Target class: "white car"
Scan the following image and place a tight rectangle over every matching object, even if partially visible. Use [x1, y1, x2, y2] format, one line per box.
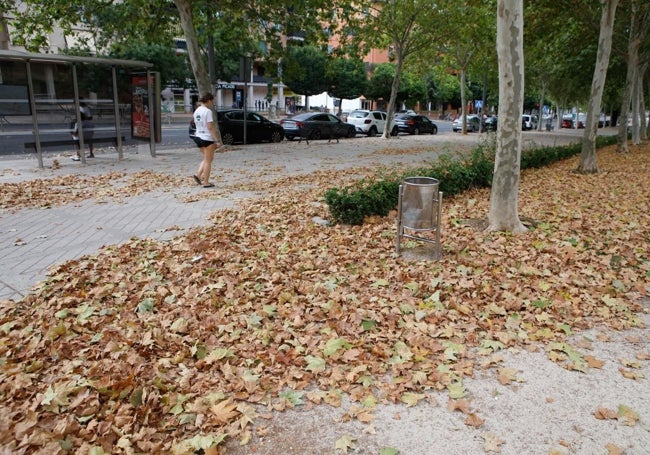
[522, 114, 537, 130]
[346, 110, 398, 137]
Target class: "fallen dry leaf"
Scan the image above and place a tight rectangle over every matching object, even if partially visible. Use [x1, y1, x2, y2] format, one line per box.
[1, 144, 649, 452]
[464, 412, 484, 428]
[584, 355, 605, 368]
[483, 432, 505, 453]
[594, 407, 618, 420]
[618, 404, 640, 426]
[447, 398, 472, 414]
[605, 442, 624, 455]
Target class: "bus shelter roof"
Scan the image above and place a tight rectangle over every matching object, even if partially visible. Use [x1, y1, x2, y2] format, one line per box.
[0, 50, 153, 68]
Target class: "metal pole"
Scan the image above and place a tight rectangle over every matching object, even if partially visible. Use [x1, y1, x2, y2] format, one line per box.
[208, 36, 215, 87]
[25, 61, 43, 169]
[244, 79, 248, 144]
[146, 69, 156, 157]
[71, 64, 86, 164]
[395, 184, 404, 254]
[111, 66, 123, 160]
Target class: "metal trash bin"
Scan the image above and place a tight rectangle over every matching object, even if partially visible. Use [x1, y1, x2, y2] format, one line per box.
[396, 177, 443, 259]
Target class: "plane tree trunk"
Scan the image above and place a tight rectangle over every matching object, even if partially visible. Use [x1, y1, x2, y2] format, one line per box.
[487, 0, 526, 233]
[576, 0, 619, 173]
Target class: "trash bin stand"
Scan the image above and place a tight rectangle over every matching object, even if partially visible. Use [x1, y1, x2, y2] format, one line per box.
[396, 177, 443, 260]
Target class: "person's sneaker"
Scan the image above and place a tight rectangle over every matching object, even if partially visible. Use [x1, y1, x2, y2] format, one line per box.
[71, 155, 80, 161]
[86, 154, 95, 158]
[202, 183, 215, 188]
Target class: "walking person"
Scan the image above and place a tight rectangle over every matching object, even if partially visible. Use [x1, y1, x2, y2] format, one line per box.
[191, 92, 222, 188]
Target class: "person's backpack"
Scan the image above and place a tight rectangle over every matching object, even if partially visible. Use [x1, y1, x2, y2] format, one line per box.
[189, 118, 196, 138]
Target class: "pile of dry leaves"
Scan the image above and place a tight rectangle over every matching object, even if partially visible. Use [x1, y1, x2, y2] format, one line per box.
[0, 143, 648, 454]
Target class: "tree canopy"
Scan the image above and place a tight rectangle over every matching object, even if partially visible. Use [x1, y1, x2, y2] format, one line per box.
[2, 0, 648, 142]
[325, 56, 367, 113]
[281, 45, 329, 99]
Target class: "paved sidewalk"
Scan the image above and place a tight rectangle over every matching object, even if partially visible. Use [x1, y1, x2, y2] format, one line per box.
[0, 133, 464, 301]
[0, 148, 243, 301]
[0, 128, 590, 301]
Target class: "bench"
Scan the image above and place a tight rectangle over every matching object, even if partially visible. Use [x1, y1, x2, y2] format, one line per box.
[24, 136, 126, 151]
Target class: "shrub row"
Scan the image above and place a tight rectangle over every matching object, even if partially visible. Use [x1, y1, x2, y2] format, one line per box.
[324, 135, 618, 225]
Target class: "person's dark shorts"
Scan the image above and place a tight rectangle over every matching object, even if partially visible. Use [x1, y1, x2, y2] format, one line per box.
[193, 137, 214, 148]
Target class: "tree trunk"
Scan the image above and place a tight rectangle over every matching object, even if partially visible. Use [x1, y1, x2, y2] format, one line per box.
[576, 0, 619, 174]
[173, 0, 211, 97]
[460, 68, 467, 134]
[383, 47, 404, 139]
[641, 64, 648, 141]
[480, 71, 488, 133]
[0, 11, 10, 51]
[537, 80, 546, 132]
[631, 65, 640, 144]
[617, 82, 631, 153]
[487, 0, 526, 233]
[617, 1, 645, 153]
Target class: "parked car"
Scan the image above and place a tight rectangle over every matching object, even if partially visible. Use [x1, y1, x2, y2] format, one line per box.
[561, 114, 585, 129]
[598, 113, 611, 128]
[394, 114, 438, 135]
[482, 115, 498, 131]
[216, 110, 284, 145]
[337, 111, 351, 122]
[452, 114, 481, 132]
[522, 114, 537, 130]
[346, 110, 398, 137]
[561, 115, 573, 128]
[280, 112, 356, 141]
[396, 109, 417, 116]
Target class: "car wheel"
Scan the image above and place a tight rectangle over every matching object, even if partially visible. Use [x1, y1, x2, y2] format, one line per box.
[431, 125, 438, 135]
[270, 131, 283, 143]
[391, 125, 399, 136]
[310, 129, 322, 140]
[222, 132, 234, 145]
[347, 128, 356, 138]
[413, 127, 420, 135]
[367, 126, 377, 137]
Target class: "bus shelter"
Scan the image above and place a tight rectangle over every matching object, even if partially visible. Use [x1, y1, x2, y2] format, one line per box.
[0, 50, 155, 168]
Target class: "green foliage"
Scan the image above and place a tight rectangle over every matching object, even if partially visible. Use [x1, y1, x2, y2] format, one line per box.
[364, 63, 426, 108]
[109, 43, 189, 88]
[423, 68, 462, 110]
[325, 136, 617, 225]
[364, 63, 395, 102]
[326, 57, 367, 104]
[325, 178, 400, 226]
[282, 45, 329, 96]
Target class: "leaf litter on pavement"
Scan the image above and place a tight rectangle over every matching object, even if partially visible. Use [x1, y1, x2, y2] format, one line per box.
[0, 143, 649, 453]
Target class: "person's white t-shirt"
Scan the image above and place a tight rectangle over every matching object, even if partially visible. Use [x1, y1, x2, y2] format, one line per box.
[193, 105, 214, 141]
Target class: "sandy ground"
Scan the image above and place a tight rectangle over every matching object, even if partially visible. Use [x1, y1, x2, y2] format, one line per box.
[219, 129, 650, 455]
[221, 304, 649, 455]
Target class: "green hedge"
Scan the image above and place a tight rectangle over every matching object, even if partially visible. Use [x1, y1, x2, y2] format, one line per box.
[324, 135, 618, 225]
